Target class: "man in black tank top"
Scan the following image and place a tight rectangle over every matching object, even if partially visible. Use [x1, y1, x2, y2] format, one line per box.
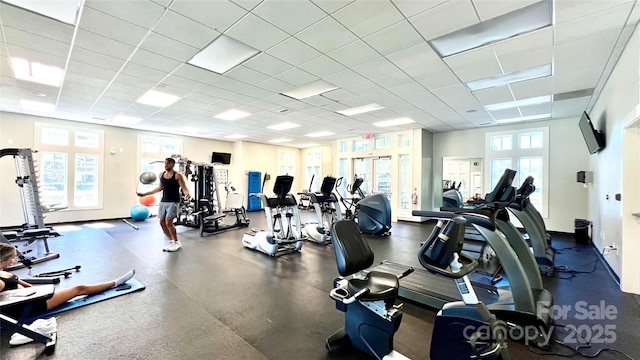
[137, 158, 190, 252]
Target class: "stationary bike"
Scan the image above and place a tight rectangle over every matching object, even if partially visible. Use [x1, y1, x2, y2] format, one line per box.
[326, 218, 510, 360]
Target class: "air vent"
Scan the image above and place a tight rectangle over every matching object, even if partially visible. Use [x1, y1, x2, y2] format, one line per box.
[276, 108, 290, 114]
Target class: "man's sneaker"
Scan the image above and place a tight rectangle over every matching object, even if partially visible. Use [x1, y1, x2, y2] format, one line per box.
[163, 241, 176, 252]
[10, 318, 57, 346]
[167, 241, 182, 252]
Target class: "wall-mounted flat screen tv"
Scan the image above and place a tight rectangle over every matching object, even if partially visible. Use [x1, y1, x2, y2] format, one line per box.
[578, 111, 605, 154]
[211, 152, 231, 164]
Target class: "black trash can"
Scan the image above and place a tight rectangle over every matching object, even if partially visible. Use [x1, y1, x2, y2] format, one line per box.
[574, 219, 591, 244]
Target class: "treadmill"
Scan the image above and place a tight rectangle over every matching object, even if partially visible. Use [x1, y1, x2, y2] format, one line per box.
[368, 169, 553, 348]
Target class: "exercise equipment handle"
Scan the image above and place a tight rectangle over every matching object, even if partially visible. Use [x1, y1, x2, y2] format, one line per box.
[398, 268, 414, 279]
[343, 288, 370, 304]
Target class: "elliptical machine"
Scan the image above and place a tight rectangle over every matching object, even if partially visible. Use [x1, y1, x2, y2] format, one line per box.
[297, 176, 342, 244]
[242, 175, 305, 256]
[335, 176, 392, 236]
[326, 218, 510, 359]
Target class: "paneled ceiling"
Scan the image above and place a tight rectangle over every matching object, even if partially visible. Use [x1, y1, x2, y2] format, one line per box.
[1, 0, 638, 147]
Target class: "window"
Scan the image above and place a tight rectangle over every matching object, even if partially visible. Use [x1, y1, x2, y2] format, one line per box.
[352, 139, 370, 152]
[137, 136, 183, 195]
[337, 158, 347, 197]
[304, 150, 322, 191]
[519, 132, 543, 149]
[374, 136, 392, 149]
[277, 150, 296, 178]
[398, 154, 410, 212]
[338, 141, 348, 152]
[399, 134, 411, 147]
[35, 123, 103, 209]
[486, 127, 549, 216]
[490, 135, 512, 151]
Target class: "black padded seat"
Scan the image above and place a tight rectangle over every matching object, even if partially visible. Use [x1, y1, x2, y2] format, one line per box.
[347, 271, 399, 301]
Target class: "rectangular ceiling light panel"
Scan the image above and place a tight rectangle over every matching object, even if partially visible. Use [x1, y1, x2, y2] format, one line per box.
[136, 90, 180, 108]
[373, 117, 415, 127]
[3, 0, 81, 25]
[429, 0, 552, 57]
[267, 122, 299, 130]
[305, 131, 334, 137]
[467, 64, 552, 91]
[188, 34, 260, 74]
[269, 138, 293, 143]
[337, 103, 385, 116]
[20, 99, 55, 113]
[485, 95, 551, 111]
[496, 113, 551, 124]
[215, 109, 251, 121]
[11, 58, 64, 87]
[281, 80, 338, 100]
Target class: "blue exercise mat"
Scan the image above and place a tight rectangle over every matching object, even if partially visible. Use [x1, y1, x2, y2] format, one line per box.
[27, 278, 145, 322]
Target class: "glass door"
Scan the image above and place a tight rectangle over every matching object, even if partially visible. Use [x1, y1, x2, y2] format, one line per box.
[353, 158, 372, 195]
[373, 157, 392, 199]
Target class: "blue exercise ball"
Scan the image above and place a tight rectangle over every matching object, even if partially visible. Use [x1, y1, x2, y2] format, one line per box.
[130, 205, 150, 221]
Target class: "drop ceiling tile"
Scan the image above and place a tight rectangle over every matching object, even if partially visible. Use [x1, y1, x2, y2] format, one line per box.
[210, 76, 251, 92]
[432, 84, 482, 111]
[225, 92, 260, 106]
[554, 51, 609, 75]
[391, 0, 447, 18]
[243, 53, 291, 76]
[311, 0, 353, 14]
[253, 0, 327, 35]
[387, 43, 442, 73]
[64, 72, 110, 89]
[471, 0, 539, 21]
[497, 47, 552, 73]
[231, 0, 263, 11]
[372, 71, 414, 89]
[296, 16, 358, 53]
[299, 55, 347, 78]
[472, 86, 514, 104]
[73, 29, 135, 61]
[225, 66, 272, 84]
[5, 45, 66, 70]
[519, 102, 552, 117]
[267, 37, 322, 65]
[492, 27, 553, 57]
[553, 30, 618, 60]
[113, 73, 158, 90]
[321, 88, 356, 101]
[130, 48, 182, 73]
[172, 64, 220, 84]
[553, 68, 602, 94]
[2, 27, 70, 58]
[363, 20, 425, 56]
[489, 108, 521, 120]
[94, 96, 133, 109]
[302, 95, 335, 107]
[85, 0, 166, 29]
[353, 57, 398, 79]
[242, 86, 276, 100]
[140, 32, 199, 62]
[347, 80, 385, 96]
[0, 3, 74, 42]
[197, 85, 234, 99]
[171, 0, 247, 32]
[276, 68, 318, 86]
[78, 7, 148, 47]
[418, 70, 461, 91]
[409, 0, 479, 40]
[257, 77, 295, 93]
[333, 0, 404, 37]
[160, 75, 206, 92]
[121, 62, 167, 82]
[103, 87, 143, 100]
[327, 40, 380, 68]
[225, 14, 289, 51]
[552, 97, 590, 118]
[265, 93, 298, 106]
[321, 69, 367, 88]
[555, 0, 633, 24]
[509, 76, 553, 100]
[70, 47, 126, 71]
[154, 10, 221, 48]
[555, 3, 633, 44]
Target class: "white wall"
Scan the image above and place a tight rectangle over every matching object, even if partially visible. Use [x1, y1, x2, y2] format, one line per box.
[432, 117, 590, 233]
[588, 27, 640, 293]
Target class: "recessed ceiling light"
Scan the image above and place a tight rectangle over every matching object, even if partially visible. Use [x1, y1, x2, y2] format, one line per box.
[224, 134, 248, 139]
[467, 64, 552, 91]
[373, 117, 415, 127]
[20, 99, 55, 113]
[136, 90, 180, 108]
[269, 138, 293, 143]
[485, 95, 552, 111]
[31, 92, 47, 97]
[305, 131, 334, 138]
[336, 103, 385, 116]
[267, 122, 299, 130]
[113, 115, 142, 125]
[429, 0, 552, 57]
[3, 0, 81, 25]
[281, 80, 338, 100]
[496, 113, 551, 124]
[10, 57, 64, 87]
[215, 109, 251, 121]
[187, 34, 260, 74]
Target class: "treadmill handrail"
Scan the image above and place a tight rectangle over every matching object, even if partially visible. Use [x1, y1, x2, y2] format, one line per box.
[412, 210, 496, 231]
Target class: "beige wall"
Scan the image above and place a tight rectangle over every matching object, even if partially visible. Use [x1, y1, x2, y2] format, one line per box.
[432, 117, 590, 233]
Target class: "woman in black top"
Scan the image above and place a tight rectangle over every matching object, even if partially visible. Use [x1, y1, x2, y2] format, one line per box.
[0, 243, 135, 319]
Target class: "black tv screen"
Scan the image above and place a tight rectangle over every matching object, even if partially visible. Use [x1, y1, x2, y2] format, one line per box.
[578, 111, 605, 154]
[211, 152, 231, 164]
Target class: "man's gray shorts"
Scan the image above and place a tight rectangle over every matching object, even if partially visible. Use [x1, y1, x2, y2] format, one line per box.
[158, 202, 178, 218]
